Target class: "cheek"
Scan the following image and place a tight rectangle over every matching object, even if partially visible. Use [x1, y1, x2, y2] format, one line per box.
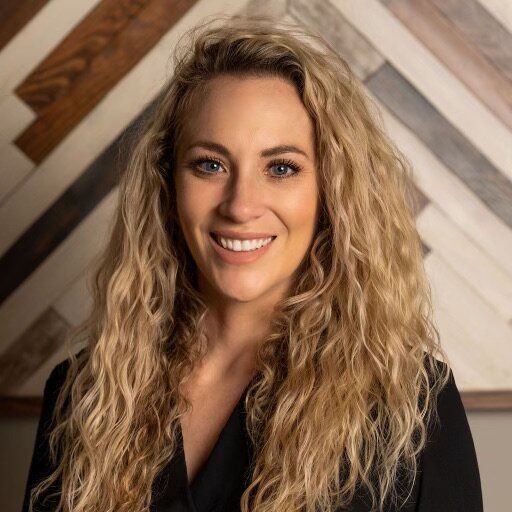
[280, 186, 319, 236]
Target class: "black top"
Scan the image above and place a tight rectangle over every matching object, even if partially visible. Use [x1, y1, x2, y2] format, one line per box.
[21, 356, 483, 512]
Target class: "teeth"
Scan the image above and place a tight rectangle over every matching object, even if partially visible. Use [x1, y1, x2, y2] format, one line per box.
[216, 235, 273, 252]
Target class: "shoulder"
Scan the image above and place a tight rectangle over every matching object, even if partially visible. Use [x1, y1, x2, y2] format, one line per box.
[417, 356, 484, 511]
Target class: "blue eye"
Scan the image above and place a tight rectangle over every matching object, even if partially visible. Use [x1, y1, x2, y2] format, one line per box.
[189, 156, 301, 180]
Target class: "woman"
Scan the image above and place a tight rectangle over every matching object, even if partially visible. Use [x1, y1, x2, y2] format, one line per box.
[22, 15, 483, 512]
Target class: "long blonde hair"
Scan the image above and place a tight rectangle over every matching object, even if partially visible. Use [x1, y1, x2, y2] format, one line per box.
[28, 14, 451, 512]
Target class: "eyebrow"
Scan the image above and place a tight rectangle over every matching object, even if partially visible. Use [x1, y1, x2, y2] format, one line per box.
[184, 140, 310, 160]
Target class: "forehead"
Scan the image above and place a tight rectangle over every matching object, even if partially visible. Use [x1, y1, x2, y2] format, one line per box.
[178, 75, 315, 155]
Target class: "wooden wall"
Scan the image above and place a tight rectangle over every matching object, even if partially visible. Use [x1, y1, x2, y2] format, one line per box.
[0, 0, 511, 413]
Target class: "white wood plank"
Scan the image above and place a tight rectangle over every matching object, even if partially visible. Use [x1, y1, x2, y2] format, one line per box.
[425, 251, 512, 390]
[417, 203, 512, 321]
[0, 144, 33, 205]
[0, 0, 253, 258]
[332, 0, 512, 180]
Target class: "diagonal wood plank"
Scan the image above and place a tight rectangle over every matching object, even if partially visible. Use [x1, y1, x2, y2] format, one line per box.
[14, 0, 199, 164]
[425, 251, 512, 390]
[386, 0, 512, 131]
[417, 203, 512, 321]
[431, 0, 512, 84]
[366, 63, 512, 229]
[331, 0, 512, 180]
[0, 307, 70, 393]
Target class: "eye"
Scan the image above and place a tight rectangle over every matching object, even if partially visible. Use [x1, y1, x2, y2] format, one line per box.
[268, 160, 301, 179]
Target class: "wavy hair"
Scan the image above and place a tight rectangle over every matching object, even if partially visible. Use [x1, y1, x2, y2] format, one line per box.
[27, 14, 451, 512]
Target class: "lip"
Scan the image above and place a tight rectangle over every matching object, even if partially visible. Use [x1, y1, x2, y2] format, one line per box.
[208, 232, 276, 265]
[210, 230, 276, 240]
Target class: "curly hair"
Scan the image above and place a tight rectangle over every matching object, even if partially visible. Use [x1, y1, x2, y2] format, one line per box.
[27, 13, 451, 512]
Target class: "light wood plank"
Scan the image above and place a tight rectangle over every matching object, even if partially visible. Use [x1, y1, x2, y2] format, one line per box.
[331, 0, 512, 180]
[425, 251, 512, 390]
[417, 203, 512, 321]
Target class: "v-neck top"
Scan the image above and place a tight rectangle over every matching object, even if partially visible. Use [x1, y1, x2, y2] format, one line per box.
[21, 355, 483, 512]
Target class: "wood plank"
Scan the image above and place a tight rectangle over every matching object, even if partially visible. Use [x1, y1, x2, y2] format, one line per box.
[431, 0, 512, 84]
[289, 0, 384, 81]
[417, 204, 512, 321]
[0, 0, 50, 52]
[366, 63, 512, 229]
[14, 0, 199, 164]
[371, 92, 512, 278]
[0, 308, 70, 394]
[386, 0, 512, 131]
[425, 252, 512, 390]
[331, 0, 512, 180]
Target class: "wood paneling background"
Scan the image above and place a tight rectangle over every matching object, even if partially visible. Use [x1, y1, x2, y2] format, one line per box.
[0, 0, 511, 413]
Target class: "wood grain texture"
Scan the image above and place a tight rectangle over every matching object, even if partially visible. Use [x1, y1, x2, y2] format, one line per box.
[14, 0, 198, 164]
[0, 0, 50, 52]
[367, 63, 512, 229]
[0, 308, 70, 394]
[430, 0, 512, 84]
[386, 0, 512, 131]
[289, 0, 384, 81]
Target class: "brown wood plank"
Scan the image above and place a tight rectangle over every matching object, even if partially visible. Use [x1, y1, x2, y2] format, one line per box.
[14, 0, 198, 164]
[429, 0, 512, 84]
[2, 390, 510, 417]
[0, 308, 70, 394]
[0, 0, 50, 52]
[386, 0, 512, 131]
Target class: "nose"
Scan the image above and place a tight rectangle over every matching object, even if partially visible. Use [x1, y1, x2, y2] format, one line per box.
[217, 165, 267, 222]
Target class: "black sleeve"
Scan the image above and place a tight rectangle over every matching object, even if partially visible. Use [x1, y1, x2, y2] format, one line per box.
[21, 359, 71, 512]
[416, 369, 484, 511]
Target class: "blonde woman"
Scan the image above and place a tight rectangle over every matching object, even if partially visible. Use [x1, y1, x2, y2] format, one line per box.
[22, 15, 483, 512]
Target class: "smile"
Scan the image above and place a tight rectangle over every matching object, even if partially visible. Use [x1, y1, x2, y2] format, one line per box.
[208, 232, 277, 265]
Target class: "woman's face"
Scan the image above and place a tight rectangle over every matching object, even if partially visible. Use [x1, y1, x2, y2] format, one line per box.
[174, 75, 320, 303]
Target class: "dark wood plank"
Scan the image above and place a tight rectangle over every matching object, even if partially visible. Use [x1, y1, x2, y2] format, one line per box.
[386, 0, 512, 131]
[2, 390, 510, 417]
[0, 98, 158, 307]
[430, 0, 512, 84]
[0, 0, 50, 52]
[0, 308, 70, 394]
[14, 0, 198, 164]
[366, 63, 512, 229]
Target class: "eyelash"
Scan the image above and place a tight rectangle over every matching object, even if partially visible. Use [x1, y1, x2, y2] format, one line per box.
[188, 154, 302, 180]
